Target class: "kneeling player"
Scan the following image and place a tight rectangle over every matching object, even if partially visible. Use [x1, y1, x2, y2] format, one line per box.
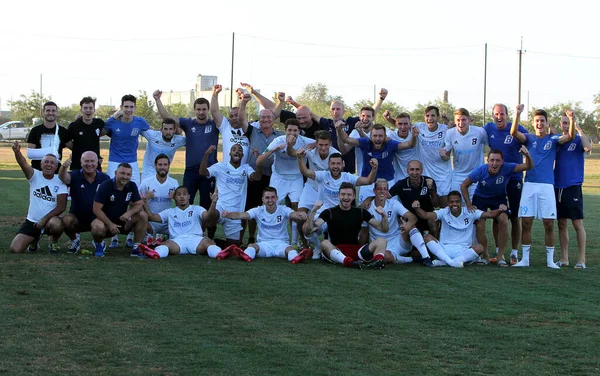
[305, 183, 388, 269]
[140, 186, 222, 259]
[219, 187, 309, 263]
[412, 191, 507, 267]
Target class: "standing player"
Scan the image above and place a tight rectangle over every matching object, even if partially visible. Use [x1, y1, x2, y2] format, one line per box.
[140, 118, 185, 181]
[10, 142, 67, 253]
[461, 148, 533, 264]
[484, 103, 529, 265]
[554, 113, 591, 269]
[58, 151, 111, 253]
[219, 187, 310, 263]
[67, 97, 105, 171]
[335, 106, 376, 174]
[27, 101, 70, 170]
[383, 111, 419, 182]
[510, 106, 574, 268]
[305, 183, 389, 269]
[412, 191, 508, 267]
[139, 154, 179, 246]
[140, 186, 222, 259]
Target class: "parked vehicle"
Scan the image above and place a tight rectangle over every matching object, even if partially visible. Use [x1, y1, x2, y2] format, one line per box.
[0, 121, 31, 140]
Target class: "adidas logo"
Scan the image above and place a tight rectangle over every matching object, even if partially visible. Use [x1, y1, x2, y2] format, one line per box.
[490, 135, 495, 138]
[174, 215, 178, 218]
[33, 186, 55, 202]
[454, 140, 458, 144]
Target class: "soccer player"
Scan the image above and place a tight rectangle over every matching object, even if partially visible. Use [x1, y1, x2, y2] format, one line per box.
[305, 183, 389, 269]
[554, 113, 591, 269]
[139, 154, 179, 246]
[140, 118, 185, 182]
[414, 106, 452, 207]
[510, 106, 574, 268]
[335, 106, 377, 174]
[383, 110, 419, 182]
[484, 103, 529, 265]
[27, 101, 70, 171]
[200, 144, 263, 245]
[412, 191, 507, 267]
[461, 148, 533, 265]
[10, 142, 67, 253]
[442, 108, 488, 199]
[389, 160, 440, 238]
[363, 179, 433, 267]
[336, 122, 417, 203]
[218, 187, 310, 263]
[58, 151, 111, 253]
[66, 97, 105, 171]
[140, 186, 222, 259]
[297, 152, 378, 258]
[91, 163, 149, 258]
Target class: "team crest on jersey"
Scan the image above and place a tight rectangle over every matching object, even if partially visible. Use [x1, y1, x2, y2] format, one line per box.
[188, 210, 193, 217]
[481, 180, 486, 186]
[568, 143, 576, 151]
[110, 195, 115, 201]
[79, 132, 83, 135]
[438, 132, 443, 138]
[504, 135, 513, 144]
[464, 218, 470, 225]
[495, 176, 504, 184]
[171, 143, 175, 147]
[130, 128, 139, 136]
[276, 215, 282, 222]
[205, 126, 212, 133]
[517, 182, 522, 189]
[387, 211, 392, 218]
[544, 141, 552, 150]
[191, 127, 196, 132]
[381, 151, 388, 159]
[168, 188, 174, 197]
[242, 170, 247, 177]
[472, 138, 478, 145]
[344, 124, 349, 132]
[96, 129, 100, 136]
[126, 192, 132, 201]
[54, 186, 59, 192]
[421, 187, 428, 195]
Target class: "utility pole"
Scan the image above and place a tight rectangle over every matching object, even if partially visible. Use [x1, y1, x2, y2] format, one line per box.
[40, 73, 43, 112]
[517, 37, 526, 117]
[483, 43, 487, 125]
[230, 32, 235, 108]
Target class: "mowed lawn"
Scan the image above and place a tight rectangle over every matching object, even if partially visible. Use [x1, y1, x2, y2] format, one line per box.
[1, 144, 599, 375]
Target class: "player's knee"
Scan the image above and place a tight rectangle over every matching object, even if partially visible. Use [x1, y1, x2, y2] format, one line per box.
[424, 234, 436, 243]
[542, 219, 554, 232]
[497, 213, 508, 226]
[62, 214, 77, 230]
[9, 241, 24, 254]
[471, 244, 484, 254]
[557, 219, 568, 230]
[91, 220, 105, 235]
[46, 217, 63, 234]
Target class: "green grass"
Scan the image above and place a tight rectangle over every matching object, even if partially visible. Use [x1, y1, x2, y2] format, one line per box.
[1, 153, 600, 375]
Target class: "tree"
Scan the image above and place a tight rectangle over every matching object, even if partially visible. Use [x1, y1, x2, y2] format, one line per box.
[95, 105, 117, 121]
[165, 103, 192, 119]
[351, 99, 409, 125]
[7, 91, 50, 125]
[57, 104, 80, 126]
[295, 82, 344, 118]
[135, 91, 161, 129]
[536, 102, 597, 138]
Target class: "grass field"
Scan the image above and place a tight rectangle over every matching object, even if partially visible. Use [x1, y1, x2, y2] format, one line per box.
[1, 143, 599, 375]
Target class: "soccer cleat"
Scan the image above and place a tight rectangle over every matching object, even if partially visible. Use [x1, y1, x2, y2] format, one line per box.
[49, 242, 60, 254]
[510, 254, 518, 265]
[366, 259, 386, 270]
[146, 235, 154, 247]
[497, 259, 508, 267]
[94, 241, 106, 258]
[547, 262, 560, 269]
[216, 244, 237, 260]
[28, 242, 39, 253]
[130, 248, 146, 259]
[138, 244, 160, 259]
[512, 260, 529, 267]
[291, 248, 312, 264]
[67, 238, 81, 254]
[232, 246, 252, 263]
[349, 260, 364, 270]
[432, 259, 447, 267]
[109, 237, 119, 248]
[421, 257, 434, 268]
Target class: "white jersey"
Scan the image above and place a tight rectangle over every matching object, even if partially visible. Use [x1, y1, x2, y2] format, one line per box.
[314, 171, 359, 210]
[349, 129, 370, 175]
[220, 117, 251, 165]
[444, 126, 488, 178]
[368, 199, 409, 242]
[140, 130, 186, 180]
[434, 207, 483, 248]
[387, 129, 418, 181]
[247, 205, 294, 243]
[305, 146, 339, 190]
[415, 122, 451, 181]
[207, 162, 254, 212]
[139, 175, 179, 215]
[265, 135, 314, 179]
[26, 169, 68, 223]
[159, 205, 206, 238]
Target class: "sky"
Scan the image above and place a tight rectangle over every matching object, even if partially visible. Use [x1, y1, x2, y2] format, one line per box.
[2, 0, 599, 119]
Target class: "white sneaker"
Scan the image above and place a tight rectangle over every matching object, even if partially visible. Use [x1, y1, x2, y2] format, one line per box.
[513, 260, 530, 267]
[432, 259, 447, 267]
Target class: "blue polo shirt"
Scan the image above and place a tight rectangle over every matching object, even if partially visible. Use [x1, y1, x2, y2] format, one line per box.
[555, 135, 585, 188]
[484, 122, 528, 181]
[469, 162, 518, 199]
[94, 178, 141, 221]
[357, 138, 400, 181]
[104, 116, 150, 162]
[178, 118, 219, 169]
[523, 134, 560, 185]
[69, 170, 111, 217]
[319, 117, 359, 173]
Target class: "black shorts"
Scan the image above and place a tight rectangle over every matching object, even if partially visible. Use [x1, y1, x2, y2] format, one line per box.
[555, 185, 584, 220]
[506, 179, 523, 218]
[472, 195, 510, 216]
[71, 212, 92, 232]
[17, 220, 43, 240]
[245, 175, 271, 211]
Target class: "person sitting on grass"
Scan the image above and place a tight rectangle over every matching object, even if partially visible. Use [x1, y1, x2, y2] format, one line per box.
[10, 141, 67, 254]
[91, 163, 148, 258]
[139, 186, 222, 259]
[218, 187, 309, 263]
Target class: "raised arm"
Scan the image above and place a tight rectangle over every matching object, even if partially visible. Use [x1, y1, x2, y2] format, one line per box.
[256, 143, 285, 168]
[58, 154, 73, 185]
[382, 110, 398, 127]
[199, 145, 216, 176]
[306, 201, 325, 234]
[558, 109, 576, 145]
[240, 82, 275, 111]
[12, 141, 34, 180]
[202, 188, 221, 226]
[153, 90, 176, 121]
[575, 121, 592, 152]
[295, 149, 316, 180]
[372, 88, 388, 114]
[510, 104, 527, 144]
[357, 158, 378, 186]
[210, 85, 225, 127]
[273, 92, 286, 119]
[368, 206, 389, 233]
[237, 90, 251, 133]
[336, 120, 360, 147]
[514, 146, 534, 173]
[398, 126, 419, 150]
[411, 200, 437, 221]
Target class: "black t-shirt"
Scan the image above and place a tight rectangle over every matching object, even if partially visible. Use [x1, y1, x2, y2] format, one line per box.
[279, 110, 328, 139]
[67, 118, 105, 170]
[94, 179, 141, 222]
[319, 206, 373, 245]
[389, 176, 437, 213]
[27, 124, 70, 170]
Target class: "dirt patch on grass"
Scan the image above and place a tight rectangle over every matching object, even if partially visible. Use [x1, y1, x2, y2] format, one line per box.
[0, 216, 22, 226]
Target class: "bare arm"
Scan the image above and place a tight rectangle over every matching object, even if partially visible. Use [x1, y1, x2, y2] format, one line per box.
[368, 206, 389, 233]
[286, 96, 301, 109]
[221, 210, 251, 221]
[336, 120, 360, 147]
[256, 144, 285, 167]
[558, 110, 576, 145]
[240, 82, 275, 111]
[93, 201, 116, 229]
[398, 126, 419, 150]
[36, 193, 67, 229]
[514, 146, 534, 173]
[210, 85, 224, 127]
[412, 200, 437, 221]
[460, 177, 475, 210]
[372, 88, 388, 114]
[290, 210, 308, 224]
[202, 188, 221, 226]
[238, 90, 251, 133]
[142, 200, 163, 223]
[58, 154, 73, 185]
[296, 151, 316, 180]
[12, 142, 34, 180]
[382, 110, 398, 127]
[575, 123, 592, 152]
[199, 145, 216, 176]
[306, 201, 324, 234]
[510, 104, 527, 144]
[273, 92, 285, 119]
[480, 205, 508, 219]
[153, 90, 175, 121]
[121, 200, 143, 221]
[357, 158, 378, 186]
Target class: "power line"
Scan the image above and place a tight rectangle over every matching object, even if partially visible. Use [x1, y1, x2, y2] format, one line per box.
[30, 33, 229, 42]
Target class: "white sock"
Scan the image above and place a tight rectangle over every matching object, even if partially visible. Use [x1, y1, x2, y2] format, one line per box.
[455, 248, 479, 264]
[546, 246, 557, 266]
[495, 247, 499, 255]
[111, 235, 118, 242]
[426, 241, 455, 266]
[206, 245, 221, 258]
[329, 249, 346, 264]
[245, 247, 257, 260]
[287, 250, 298, 261]
[75, 233, 81, 241]
[409, 228, 429, 259]
[291, 222, 299, 245]
[127, 232, 134, 241]
[521, 245, 531, 263]
[155, 245, 169, 258]
[395, 256, 413, 264]
[306, 232, 321, 251]
[511, 249, 518, 256]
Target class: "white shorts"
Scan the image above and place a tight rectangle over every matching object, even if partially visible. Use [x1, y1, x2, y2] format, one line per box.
[440, 243, 471, 259]
[436, 178, 452, 197]
[256, 240, 291, 258]
[450, 177, 476, 203]
[172, 235, 204, 255]
[149, 221, 169, 235]
[107, 161, 141, 186]
[386, 236, 412, 260]
[298, 184, 318, 210]
[519, 182, 556, 219]
[218, 216, 242, 240]
[270, 174, 304, 203]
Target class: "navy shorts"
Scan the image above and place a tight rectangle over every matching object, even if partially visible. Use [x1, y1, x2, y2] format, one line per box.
[506, 179, 523, 218]
[472, 195, 510, 216]
[17, 220, 43, 240]
[555, 185, 584, 220]
[70, 212, 92, 232]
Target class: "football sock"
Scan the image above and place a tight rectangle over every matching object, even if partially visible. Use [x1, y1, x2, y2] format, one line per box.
[455, 248, 479, 264]
[244, 247, 257, 260]
[291, 222, 299, 245]
[514, 245, 530, 267]
[287, 250, 299, 261]
[426, 241, 455, 266]
[329, 249, 347, 265]
[409, 228, 429, 259]
[206, 245, 221, 258]
[372, 253, 385, 262]
[395, 256, 413, 264]
[155, 245, 169, 258]
[546, 246, 560, 269]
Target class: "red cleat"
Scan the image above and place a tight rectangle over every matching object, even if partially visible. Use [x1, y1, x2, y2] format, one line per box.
[216, 244, 236, 260]
[139, 244, 160, 259]
[232, 245, 252, 263]
[291, 248, 312, 264]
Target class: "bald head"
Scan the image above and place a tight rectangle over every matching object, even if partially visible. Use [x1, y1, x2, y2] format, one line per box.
[81, 151, 99, 173]
[296, 106, 312, 128]
[81, 151, 98, 163]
